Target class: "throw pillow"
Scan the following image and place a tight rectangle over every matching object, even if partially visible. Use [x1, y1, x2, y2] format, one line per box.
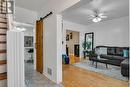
[116, 48, 123, 56]
[107, 47, 116, 55]
[99, 47, 107, 54]
[123, 49, 129, 58]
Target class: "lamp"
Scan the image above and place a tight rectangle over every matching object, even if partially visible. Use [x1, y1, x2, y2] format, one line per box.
[92, 17, 102, 23]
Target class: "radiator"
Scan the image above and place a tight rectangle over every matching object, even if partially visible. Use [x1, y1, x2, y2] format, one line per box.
[7, 30, 24, 87]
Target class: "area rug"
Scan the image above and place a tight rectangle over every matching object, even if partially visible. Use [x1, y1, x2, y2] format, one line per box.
[73, 60, 128, 81]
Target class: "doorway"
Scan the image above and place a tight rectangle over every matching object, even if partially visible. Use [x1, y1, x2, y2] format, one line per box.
[66, 30, 80, 64]
[24, 28, 34, 74]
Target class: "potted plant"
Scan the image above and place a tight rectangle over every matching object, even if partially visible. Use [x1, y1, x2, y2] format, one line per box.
[82, 41, 87, 58]
[82, 41, 92, 58]
[82, 41, 92, 50]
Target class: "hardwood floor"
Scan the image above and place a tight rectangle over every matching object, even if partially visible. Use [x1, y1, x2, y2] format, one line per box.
[62, 64, 129, 87]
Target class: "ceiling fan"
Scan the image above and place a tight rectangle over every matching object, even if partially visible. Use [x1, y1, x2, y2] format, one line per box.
[79, 0, 119, 23]
[90, 10, 107, 22]
[78, 0, 124, 23]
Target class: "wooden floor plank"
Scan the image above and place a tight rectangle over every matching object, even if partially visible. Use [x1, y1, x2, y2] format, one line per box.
[63, 64, 129, 87]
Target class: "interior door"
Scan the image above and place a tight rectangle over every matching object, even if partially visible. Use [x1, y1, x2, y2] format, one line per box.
[36, 20, 43, 74]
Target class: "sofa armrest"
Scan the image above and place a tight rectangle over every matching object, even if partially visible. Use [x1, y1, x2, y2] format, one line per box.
[88, 50, 97, 60]
[121, 59, 129, 69]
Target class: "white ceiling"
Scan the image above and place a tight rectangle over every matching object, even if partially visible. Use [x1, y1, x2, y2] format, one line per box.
[62, 0, 129, 25]
[15, 0, 48, 11]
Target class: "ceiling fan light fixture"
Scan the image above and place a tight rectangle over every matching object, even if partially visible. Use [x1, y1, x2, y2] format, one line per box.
[92, 17, 101, 22]
[98, 13, 104, 16]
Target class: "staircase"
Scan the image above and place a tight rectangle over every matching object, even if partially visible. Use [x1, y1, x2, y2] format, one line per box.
[0, 13, 7, 87]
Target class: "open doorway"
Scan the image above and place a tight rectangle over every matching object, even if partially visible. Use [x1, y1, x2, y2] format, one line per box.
[61, 0, 129, 86]
[24, 26, 35, 78]
[66, 30, 80, 64]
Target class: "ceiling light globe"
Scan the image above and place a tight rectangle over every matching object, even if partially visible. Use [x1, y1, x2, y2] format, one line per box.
[92, 18, 98, 22]
[92, 17, 101, 22]
[97, 17, 101, 21]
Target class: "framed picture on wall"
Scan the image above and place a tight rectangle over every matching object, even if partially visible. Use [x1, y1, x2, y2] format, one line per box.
[70, 32, 73, 39]
[66, 34, 69, 41]
[24, 36, 33, 47]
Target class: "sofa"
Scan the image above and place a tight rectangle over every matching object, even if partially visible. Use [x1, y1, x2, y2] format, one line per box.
[90, 46, 129, 66]
[89, 46, 129, 77]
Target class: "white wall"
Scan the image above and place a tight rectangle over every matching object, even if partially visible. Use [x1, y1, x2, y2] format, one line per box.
[24, 28, 34, 36]
[38, 0, 80, 84]
[63, 20, 87, 58]
[14, 6, 37, 24]
[43, 14, 62, 83]
[129, 0, 130, 66]
[86, 16, 129, 47]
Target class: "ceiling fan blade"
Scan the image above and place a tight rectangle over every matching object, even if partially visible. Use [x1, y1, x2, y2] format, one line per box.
[87, 18, 93, 22]
[98, 13, 104, 16]
[100, 15, 107, 18]
[90, 15, 95, 18]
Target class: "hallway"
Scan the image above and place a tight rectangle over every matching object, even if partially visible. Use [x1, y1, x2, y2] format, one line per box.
[63, 65, 128, 87]
[25, 63, 63, 87]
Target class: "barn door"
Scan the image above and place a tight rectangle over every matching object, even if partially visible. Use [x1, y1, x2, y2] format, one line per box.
[36, 20, 43, 73]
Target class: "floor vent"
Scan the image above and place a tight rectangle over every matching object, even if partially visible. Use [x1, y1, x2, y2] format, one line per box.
[47, 67, 52, 76]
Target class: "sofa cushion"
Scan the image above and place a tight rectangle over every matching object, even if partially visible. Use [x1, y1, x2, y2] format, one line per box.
[112, 55, 125, 60]
[100, 54, 125, 60]
[115, 47, 123, 56]
[100, 54, 113, 59]
[107, 47, 116, 55]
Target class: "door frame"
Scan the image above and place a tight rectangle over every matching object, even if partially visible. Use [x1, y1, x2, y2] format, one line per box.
[65, 29, 80, 56]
